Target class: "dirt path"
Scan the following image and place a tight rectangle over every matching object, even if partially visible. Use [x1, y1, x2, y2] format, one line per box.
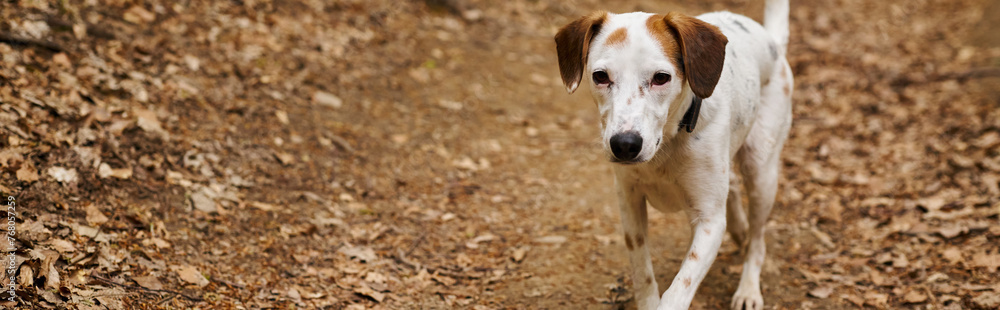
[0, 0, 998, 309]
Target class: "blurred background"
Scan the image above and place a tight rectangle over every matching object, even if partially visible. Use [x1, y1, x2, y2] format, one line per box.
[0, 0, 997, 308]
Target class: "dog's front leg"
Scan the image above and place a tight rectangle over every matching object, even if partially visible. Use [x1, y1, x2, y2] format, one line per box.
[615, 178, 660, 310]
[657, 182, 728, 310]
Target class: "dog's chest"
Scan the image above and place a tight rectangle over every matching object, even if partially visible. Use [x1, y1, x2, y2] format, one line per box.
[621, 165, 689, 213]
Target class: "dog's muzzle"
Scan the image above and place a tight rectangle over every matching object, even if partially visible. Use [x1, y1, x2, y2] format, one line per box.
[610, 131, 643, 162]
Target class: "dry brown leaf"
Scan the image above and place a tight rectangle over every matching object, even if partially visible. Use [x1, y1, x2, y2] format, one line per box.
[134, 108, 169, 139]
[970, 251, 1000, 272]
[431, 273, 457, 286]
[131, 275, 164, 290]
[338, 245, 377, 262]
[941, 247, 964, 264]
[47, 166, 78, 183]
[174, 265, 209, 287]
[37, 250, 60, 289]
[98, 163, 133, 179]
[353, 283, 385, 302]
[863, 292, 889, 308]
[841, 293, 864, 307]
[313, 91, 343, 108]
[936, 225, 967, 239]
[124, 6, 156, 24]
[971, 293, 1000, 309]
[47, 239, 76, 253]
[248, 201, 277, 211]
[15, 165, 39, 182]
[85, 204, 109, 225]
[902, 290, 927, 304]
[511, 246, 530, 263]
[275, 152, 296, 165]
[533, 235, 567, 244]
[808, 286, 834, 299]
[973, 131, 1000, 148]
[189, 188, 217, 213]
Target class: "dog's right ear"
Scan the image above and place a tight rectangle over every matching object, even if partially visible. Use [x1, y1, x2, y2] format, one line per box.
[554, 11, 607, 94]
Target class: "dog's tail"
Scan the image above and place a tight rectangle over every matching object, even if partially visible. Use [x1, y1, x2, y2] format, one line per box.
[763, 0, 789, 53]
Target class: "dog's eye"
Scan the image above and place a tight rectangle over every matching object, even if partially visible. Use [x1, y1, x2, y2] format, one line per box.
[651, 73, 671, 86]
[592, 71, 611, 85]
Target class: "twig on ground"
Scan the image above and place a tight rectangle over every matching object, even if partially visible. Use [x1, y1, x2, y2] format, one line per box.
[0, 33, 64, 52]
[91, 273, 205, 302]
[405, 233, 427, 256]
[393, 249, 482, 280]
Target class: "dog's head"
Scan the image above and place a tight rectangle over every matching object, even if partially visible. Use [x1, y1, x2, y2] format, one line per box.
[555, 12, 727, 164]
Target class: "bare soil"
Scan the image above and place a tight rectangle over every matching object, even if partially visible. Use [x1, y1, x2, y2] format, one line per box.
[0, 0, 998, 309]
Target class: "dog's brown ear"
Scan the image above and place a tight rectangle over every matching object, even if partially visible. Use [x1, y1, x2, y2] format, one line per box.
[664, 12, 728, 98]
[554, 11, 607, 93]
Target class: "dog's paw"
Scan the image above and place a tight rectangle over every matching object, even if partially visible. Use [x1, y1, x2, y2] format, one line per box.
[730, 287, 764, 310]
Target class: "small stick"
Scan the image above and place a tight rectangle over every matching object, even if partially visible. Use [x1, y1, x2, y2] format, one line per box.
[392, 249, 482, 280]
[0, 33, 64, 52]
[91, 273, 204, 302]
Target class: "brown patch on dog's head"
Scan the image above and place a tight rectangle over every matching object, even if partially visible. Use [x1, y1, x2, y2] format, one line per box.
[604, 27, 628, 47]
[554, 11, 608, 93]
[645, 15, 683, 78]
[646, 13, 728, 99]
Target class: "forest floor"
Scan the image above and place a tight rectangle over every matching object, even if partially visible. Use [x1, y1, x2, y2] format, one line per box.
[1, 0, 998, 309]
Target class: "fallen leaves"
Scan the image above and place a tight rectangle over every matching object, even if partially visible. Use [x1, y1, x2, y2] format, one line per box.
[174, 265, 210, 288]
[970, 251, 1000, 272]
[807, 286, 834, 299]
[0, 0, 996, 309]
[338, 245, 377, 263]
[312, 91, 343, 108]
[84, 204, 109, 225]
[15, 164, 39, 182]
[46, 166, 78, 183]
[97, 163, 132, 179]
[902, 290, 927, 304]
[131, 276, 164, 290]
[532, 235, 567, 245]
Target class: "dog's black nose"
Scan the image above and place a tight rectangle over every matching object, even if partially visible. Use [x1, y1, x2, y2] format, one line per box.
[610, 132, 643, 161]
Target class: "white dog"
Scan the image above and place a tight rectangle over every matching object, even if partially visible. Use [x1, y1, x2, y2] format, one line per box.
[554, 1, 792, 309]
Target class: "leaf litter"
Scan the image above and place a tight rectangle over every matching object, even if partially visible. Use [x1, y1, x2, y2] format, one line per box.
[0, 0, 997, 309]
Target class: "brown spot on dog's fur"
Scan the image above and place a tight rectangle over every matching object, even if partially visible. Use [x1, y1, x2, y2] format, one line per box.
[638, 85, 645, 97]
[555, 11, 608, 92]
[683, 277, 692, 288]
[604, 27, 628, 47]
[645, 15, 683, 78]
[646, 277, 653, 285]
[635, 234, 644, 247]
[625, 235, 634, 250]
[783, 83, 790, 95]
[689, 251, 699, 261]
[703, 228, 711, 235]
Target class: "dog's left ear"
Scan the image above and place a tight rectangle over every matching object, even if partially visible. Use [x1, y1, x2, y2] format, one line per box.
[664, 12, 728, 98]
[554, 11, 608, 93]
